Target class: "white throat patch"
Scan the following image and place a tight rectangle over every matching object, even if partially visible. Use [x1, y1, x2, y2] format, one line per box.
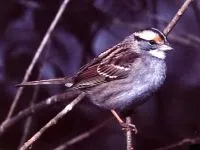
[149, 50, 166, 59]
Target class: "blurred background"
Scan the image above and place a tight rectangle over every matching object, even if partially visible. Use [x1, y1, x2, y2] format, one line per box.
[0, 0, 200, 149]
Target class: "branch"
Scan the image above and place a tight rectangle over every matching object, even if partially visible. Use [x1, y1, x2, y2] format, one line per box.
[18, 45, 51, 148]
[20, 92, 86, 150]
[155, 137, 200, 150]
[54, 118, 111, 150]
[126, 116, 134, 150]
[3, 0, 71, 121]
[0, 91, 78, 137]
[163, 0, 193, 35]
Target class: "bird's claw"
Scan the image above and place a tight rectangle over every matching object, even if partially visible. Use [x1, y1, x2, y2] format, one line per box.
[120, 122, 138, 134]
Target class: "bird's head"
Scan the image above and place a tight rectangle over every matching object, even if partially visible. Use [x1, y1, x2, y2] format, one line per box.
[133, 28, 173, 59]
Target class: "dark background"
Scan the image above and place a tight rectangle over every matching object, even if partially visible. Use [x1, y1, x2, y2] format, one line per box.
[0, 0, 200, 150]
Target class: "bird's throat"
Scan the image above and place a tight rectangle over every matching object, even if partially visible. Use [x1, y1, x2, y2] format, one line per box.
[149, 50, 166, 59]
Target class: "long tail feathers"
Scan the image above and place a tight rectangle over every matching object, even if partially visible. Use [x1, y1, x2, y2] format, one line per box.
[16, 77, 73, 87]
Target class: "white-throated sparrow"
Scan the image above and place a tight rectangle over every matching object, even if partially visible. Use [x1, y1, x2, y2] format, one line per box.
[17, 28, 173, 130]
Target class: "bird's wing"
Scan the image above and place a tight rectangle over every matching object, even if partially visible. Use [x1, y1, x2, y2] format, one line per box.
[73, 48, 140, 89]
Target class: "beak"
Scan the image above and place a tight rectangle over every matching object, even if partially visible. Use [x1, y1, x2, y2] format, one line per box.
[159, 44, 173, 51]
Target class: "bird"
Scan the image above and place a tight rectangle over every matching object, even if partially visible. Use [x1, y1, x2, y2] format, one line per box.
[17, 28, 173, 131]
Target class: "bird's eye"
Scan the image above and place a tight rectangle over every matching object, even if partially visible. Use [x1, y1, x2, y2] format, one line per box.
[149, 40, 156, 45]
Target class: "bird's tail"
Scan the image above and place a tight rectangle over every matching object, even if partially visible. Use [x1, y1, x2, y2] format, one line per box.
[16, 77, 73, 87]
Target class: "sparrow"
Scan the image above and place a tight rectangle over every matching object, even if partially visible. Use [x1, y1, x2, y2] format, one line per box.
[17, 28, 173, 130]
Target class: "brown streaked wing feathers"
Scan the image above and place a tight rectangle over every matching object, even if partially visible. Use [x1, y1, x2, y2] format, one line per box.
[73, 45, 140, 89]
[73, 64, 106, 88]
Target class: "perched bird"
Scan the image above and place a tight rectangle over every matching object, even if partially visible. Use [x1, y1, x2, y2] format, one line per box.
[17, 28, 173, 130]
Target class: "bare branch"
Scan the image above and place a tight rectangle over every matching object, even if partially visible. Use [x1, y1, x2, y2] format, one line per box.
[3, 0, 71, 121]
[18, 81, 42, 147]
[0, 91, 78, 137]
[126, 117, 134, 150]
[155, 137, 200, 150]
[18, 44, 51, 148]
[20, 92, 86, 150]
[163, 0, 193, 35]
[54, 118, 111, 150]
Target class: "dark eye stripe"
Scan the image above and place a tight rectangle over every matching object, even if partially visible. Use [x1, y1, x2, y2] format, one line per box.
[149, 40, 157, 45]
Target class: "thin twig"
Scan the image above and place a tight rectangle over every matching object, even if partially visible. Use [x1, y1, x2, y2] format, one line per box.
[3, 0, 71, 121]
[18, 42, 51, 148]
[163, 0, 193, 35]
[0, 91, 78, 137]
[18, 74, 43, 148]
[155, 137, 200, 150]
[126, 117, 134, 150]
[54, 118, 111, 150]
[20, 92, 86, 150]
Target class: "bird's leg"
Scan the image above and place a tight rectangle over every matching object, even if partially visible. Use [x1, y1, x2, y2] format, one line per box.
[110, 109, 138, 134]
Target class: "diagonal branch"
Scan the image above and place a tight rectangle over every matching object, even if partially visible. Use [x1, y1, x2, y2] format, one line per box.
[154, 137, 200, 150]
[4, 0, 71, 121]
[0, 91, 79, 137]
[20, 92, 86, 150]
[18, 43, 51, 148]
[163, 0, 193, 35]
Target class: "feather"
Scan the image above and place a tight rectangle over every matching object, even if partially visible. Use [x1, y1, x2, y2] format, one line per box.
[16, 77, 72, 87]
[72, 46, 140, 89]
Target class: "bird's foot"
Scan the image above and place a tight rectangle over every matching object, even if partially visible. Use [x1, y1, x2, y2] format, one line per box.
[120, 122, 138, 134]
